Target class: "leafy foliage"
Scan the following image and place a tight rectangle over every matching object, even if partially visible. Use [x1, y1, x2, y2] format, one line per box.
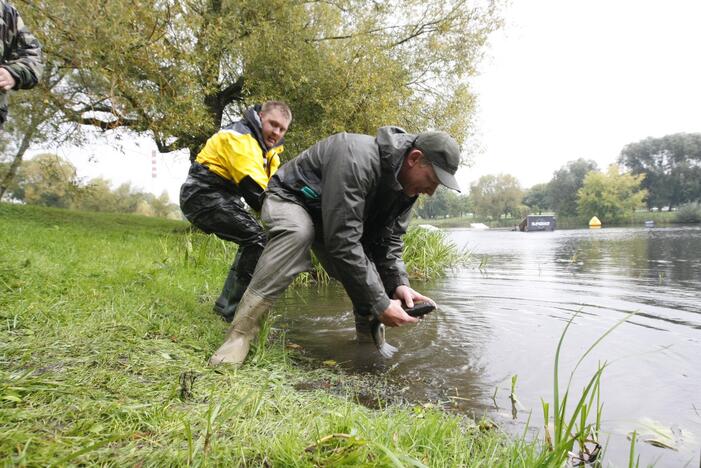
[414, 186, 471, 219]
[7, 153, 80, 208]
[17, 0, 500, 159]
[674, 202, 701, 224]
[469, 173, 523, 220]
[576, 165, 647, 224]
[0, 69, 64, 199]
[522, 183, 551, 214]
[547, 159, 599, 217]
[618, 133, 701, 209]
[3, 153, 180, 218]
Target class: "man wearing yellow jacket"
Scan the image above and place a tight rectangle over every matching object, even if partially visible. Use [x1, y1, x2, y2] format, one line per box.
[180, 101, 292, 322]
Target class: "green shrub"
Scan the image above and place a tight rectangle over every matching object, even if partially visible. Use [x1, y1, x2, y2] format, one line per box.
[402, 225, 470, 279]
[674, 202, 701, 223]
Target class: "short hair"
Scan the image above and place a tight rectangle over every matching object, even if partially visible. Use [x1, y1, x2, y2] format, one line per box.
[261, 101, 292, 123]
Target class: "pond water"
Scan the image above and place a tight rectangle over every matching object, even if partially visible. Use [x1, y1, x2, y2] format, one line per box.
[275, 226, 701, 466]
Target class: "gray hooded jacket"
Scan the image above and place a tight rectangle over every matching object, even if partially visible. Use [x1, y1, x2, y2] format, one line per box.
[267, 126, 418, 317]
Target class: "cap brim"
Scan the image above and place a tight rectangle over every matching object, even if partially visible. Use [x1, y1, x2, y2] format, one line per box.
[433, 165, 461, 192]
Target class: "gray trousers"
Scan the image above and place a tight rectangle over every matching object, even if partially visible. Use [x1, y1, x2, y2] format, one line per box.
[247, 194, 339, 300]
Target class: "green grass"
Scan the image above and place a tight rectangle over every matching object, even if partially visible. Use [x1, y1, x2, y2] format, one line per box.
[2, 203, 643, 466]
[402, 227, 470, 280]
[1, 203, 551, 466]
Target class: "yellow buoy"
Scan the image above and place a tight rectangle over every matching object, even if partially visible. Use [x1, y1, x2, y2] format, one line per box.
[589, 216, 602, 229]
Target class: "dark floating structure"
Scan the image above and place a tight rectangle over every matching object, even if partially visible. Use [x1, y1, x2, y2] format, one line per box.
[518, 215, 556, 232]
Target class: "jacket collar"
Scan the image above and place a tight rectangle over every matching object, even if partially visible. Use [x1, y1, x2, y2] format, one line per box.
[375, 126, 415, 192]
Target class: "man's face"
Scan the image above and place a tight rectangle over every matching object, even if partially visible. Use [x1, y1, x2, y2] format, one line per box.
[259, 109, 290, 148]
[398, 152, 441, 197]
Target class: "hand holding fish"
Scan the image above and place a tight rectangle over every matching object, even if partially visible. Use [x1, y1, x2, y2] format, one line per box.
[369, 287, 438, 358]
[379, 299, 417, 327]
[392, 285, 436, 310]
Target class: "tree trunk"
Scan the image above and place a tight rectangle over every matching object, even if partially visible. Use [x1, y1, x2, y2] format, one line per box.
[0, 125, 35, 200]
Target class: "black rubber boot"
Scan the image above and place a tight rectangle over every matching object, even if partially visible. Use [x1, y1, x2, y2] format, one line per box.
[214, 251, 247, 322]
[213, 268, 246, 322]
[354, 310, 374, 343]
[213, 244, 262, 322]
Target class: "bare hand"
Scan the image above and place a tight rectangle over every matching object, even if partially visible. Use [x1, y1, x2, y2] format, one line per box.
[0, 68, 16, 91]
[393, 285, 435, 309]
[378, 299, 418, 327]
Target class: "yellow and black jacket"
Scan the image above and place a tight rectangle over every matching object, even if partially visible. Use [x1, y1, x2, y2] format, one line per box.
[194, 105, 284, 211]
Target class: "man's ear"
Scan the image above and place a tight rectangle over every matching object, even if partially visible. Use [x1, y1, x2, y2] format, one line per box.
[406, 149, 423, 167]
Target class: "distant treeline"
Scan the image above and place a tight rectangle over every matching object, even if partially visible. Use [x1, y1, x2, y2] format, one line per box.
[417, 132, 701, 225]
[0, 153, 181, 219]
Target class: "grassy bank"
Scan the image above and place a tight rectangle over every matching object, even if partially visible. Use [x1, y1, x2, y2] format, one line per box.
[1, 203, 555, 466]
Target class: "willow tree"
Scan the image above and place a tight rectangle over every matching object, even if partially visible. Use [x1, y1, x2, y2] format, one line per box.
[17, 0, 499, 159]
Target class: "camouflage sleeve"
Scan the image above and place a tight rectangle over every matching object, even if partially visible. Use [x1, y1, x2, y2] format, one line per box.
[1, 3, 44, 89]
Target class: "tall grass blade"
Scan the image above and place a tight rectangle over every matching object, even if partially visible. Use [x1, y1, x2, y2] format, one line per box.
[54, 434, 128, 464]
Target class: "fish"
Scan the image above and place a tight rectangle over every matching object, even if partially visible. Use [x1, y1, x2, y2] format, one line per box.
[370, 302, 436, 358]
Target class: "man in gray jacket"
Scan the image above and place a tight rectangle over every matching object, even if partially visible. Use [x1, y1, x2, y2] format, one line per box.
[1, 1, 43, 128]
[209, 126, 462, 366]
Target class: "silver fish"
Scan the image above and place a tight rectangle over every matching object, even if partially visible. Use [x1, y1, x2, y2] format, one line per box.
[363, 303, 435, 358]
[369, 319, 399, 358]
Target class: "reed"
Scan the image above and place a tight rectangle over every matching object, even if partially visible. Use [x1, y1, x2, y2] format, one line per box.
[402, 226, 471, 280]
[534, 310, 637, 466]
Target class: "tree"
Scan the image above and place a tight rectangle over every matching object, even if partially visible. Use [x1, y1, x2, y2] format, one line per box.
[415, 188, 449, 219]
[17, 0, 500, 160]
[145, 191, 181, 219]
[618, 133, 701, 209]
[0, 69, 64, 200]
[6, 151, 181, 217]
[577, 165, 647, 224]
[74, 177, 118, 212]
[547, 158, 599, 217]
[414, 187, 470, 218]
[522, 183, 551, 214]
[11, 153, 80, 208]
[445, 190, 471, 218]
[73, 180, 181, 218]
[469, 174, 523, 220]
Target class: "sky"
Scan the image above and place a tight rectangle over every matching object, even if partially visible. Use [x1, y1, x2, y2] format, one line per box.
[457, 0, 701, 190]
[27, 0, 701, 202]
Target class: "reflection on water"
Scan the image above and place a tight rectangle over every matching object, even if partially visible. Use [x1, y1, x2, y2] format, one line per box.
[275, 226, 701, 466]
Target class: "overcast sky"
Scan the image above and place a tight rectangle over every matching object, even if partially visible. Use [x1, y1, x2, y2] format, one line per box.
[457, 0, 701, 190]
[29, 0, 701, 202]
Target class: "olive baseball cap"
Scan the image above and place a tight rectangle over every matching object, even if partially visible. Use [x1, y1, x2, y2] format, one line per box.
[414, 131, 461, 192]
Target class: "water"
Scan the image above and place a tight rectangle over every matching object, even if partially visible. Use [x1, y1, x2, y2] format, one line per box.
[276, 226, 701, 466]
